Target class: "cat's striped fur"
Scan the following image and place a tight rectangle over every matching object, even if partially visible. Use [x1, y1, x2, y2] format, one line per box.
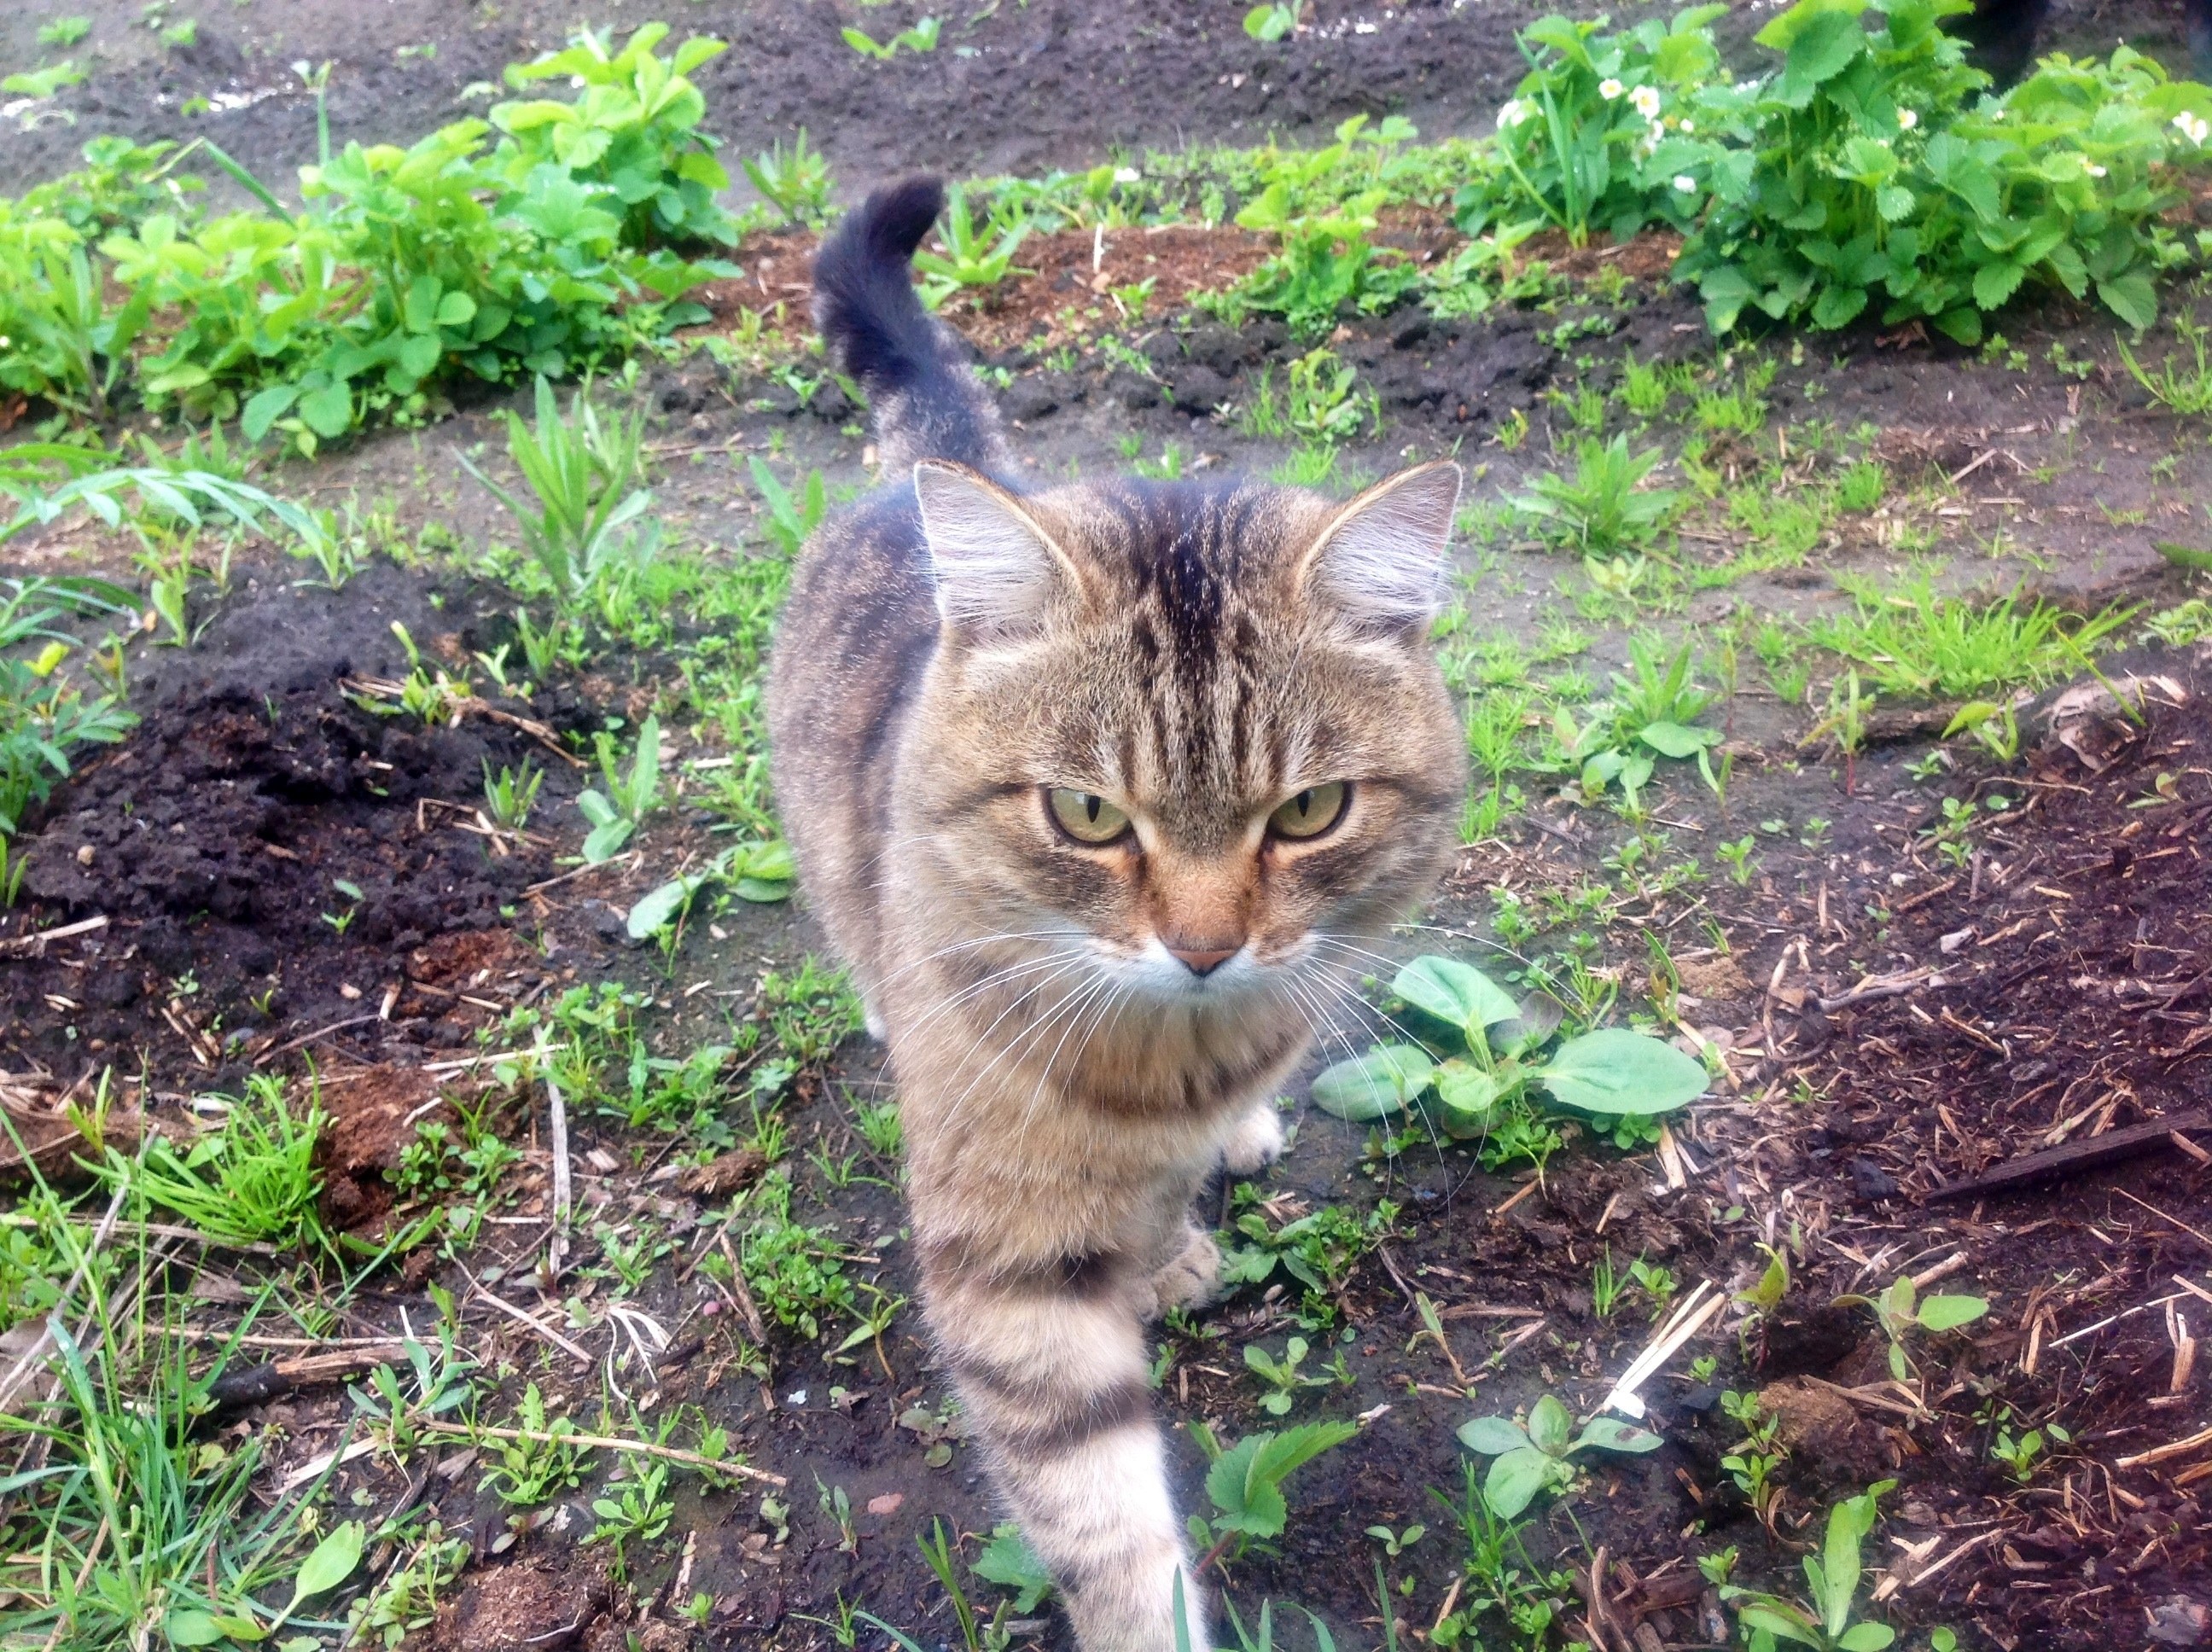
[768, 177, 1465, 1651]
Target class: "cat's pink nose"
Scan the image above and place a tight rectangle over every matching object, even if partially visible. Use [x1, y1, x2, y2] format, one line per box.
[1165, 942, 1239, 975]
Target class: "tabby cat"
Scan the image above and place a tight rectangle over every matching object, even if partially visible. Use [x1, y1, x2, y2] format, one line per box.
[767, 177, 1466, 1650]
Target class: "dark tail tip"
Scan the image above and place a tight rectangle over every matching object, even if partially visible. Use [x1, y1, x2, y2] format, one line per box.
[812, 175, 946, 393]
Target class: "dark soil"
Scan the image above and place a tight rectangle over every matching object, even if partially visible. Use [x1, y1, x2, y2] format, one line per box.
[3, 0, 2204, 205]
[0, 561, 637, 1217]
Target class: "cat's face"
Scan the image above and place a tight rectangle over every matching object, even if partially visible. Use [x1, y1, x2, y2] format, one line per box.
[899, 463, 1467, 1013]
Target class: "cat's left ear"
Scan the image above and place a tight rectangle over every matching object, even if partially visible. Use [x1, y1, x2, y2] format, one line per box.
[1297, 461, 1463, 632]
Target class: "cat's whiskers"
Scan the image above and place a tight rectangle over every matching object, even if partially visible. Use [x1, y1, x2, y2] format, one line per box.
[1004, 974, 1115, 1143]
[1292, 961, 1457, 1166]
[1009, 967, 1138, 1145]
[931, 960, 1109, 1144]
[892, 946, 1084, 1046]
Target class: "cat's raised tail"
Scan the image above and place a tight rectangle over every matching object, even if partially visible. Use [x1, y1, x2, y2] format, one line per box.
[812, 175, 1011, 475]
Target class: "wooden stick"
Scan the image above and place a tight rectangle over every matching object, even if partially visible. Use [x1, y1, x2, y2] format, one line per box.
[1926, 1109, 2210, 1201]
[463, 1270, 591, 1365]
[0, 914, 108, 959]
[2116, 1422, 2212, 1471]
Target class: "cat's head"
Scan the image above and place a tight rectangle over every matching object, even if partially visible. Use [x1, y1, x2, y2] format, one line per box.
[900, 460, 1467, 1008]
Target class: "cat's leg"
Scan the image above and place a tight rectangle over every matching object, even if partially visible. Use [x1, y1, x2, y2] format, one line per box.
[1148, 1223, 1221, 1316]
[1220, 1099, 1285, 1175]
[927, 1260, 1204, 1652]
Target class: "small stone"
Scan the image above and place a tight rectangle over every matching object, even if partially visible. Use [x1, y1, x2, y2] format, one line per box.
[1848, 1156, 1898, 1200]
[1939, 926, 1975, 954]
[2148, 1596, 2209, 1646]
[75, 844, 95, 866]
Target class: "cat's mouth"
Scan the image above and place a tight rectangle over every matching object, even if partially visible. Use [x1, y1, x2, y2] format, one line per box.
[1095, 933, 1313, 1003]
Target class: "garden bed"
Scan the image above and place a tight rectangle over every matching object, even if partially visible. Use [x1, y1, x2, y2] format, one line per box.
[4, 3, 2212, 1651]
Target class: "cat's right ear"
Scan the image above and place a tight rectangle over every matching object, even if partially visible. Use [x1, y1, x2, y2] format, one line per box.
[912, 462, 1084, 637]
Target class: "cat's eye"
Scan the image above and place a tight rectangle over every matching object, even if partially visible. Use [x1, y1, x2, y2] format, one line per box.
[1046, 788, 1132, 845]
[1268, 782, 1348, 841]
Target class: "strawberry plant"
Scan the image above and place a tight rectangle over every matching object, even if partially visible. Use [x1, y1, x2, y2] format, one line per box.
[1675, 0, 2212, 340]
[489, 24, 737, 252]
[1458, 6, 1730, 246]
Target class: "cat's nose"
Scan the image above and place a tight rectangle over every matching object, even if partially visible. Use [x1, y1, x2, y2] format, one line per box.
[1165, 941, 1240, 975]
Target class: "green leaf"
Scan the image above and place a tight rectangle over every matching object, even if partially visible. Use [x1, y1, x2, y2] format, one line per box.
[1573, 1416, 1664, 1455]
[242, 384, 300, 442]
[2153, 542, 2212, 571]
[1435, 1060, 1508, 1120]
[1837, 1627, 1896, 1650]
[1811, 284, 1869, 329]
[1778, 10, 1866, 102]
[1539, 1029, 1708, 1116]
[291, 1520, 364, 1603]
[733, 875, 791, 903]
[1481, 1446, 1556, 1519]
[1527, 1394, 1573, 1456]
[1310, 1045, 1434, 1120]
[583, 819, 634, 863]
[1455, 1416, 1532, 1456]
[626, 876, 697, 939]
[397, 332, 442, 381]
[435, 290, 478, 328]
[1637, 720, 1720, 759]
[1915, 1294, 1988, 1331]
[165, 1611, 230, 1648]
[1972, 259, 2027, 310]
[1394, 956, 1520, 1040]
[2097, 270, 2158, 330]
[974, 1524, 1055, 1612]
[298, 382, 353, 439]
[1734, 1601, 1828, 1647]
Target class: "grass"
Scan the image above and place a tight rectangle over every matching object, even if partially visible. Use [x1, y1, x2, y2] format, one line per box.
[1807, 575, 2136, 700]
[1513, 435, 1679, 556]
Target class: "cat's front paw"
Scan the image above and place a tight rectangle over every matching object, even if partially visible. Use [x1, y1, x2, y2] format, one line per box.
[1148, 1224, 1221, 1317]
[1220, 1102, 1285, 1177]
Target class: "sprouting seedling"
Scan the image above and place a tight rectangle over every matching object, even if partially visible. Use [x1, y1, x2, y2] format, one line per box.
[911, 186, 1033, 309]
[1591, 1248, 1623, 1318]
[482, 759, 543, 830]
[1720, 1480, 1899, 1651]
[1308, 954, 1708, 1145]
[1943, 698, 2021, 763]
[1184, 1419, 1357, 1570]
[1243, 1335, 1331, 1416]
[577, 713, 662, 863]
[1834, 1276, 1988, 1382]
[973, 1523, 1054, 1613]
[748, 456, 826, 556]
[1244, 2, 1299, 41]
[1989, 1417, 2067, 1483]
[1809, 669, 1871, 794]
[1455, 1394, 1662, 1519]
[1716, 833, 1756, 885]
[841, 15, 940, 59]
[742, 127, 834, 228]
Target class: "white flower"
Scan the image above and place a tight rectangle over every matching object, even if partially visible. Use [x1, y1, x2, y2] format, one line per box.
[1630, 84, 1662, 118]
[1674, 173, 1698, 192]
[1599, 78, 1625, 100]
[1898, 108, 1919, 131]
[2175, 110, 2211, 145]
[1679, 118, 1695, 133]
[1497, 98, 1532, 129]
[2087, 161, 2107, 177]
[1113, 166, 1141, 183]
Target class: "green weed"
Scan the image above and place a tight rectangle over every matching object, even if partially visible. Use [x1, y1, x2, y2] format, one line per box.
[1808, 576, 2134, 699]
